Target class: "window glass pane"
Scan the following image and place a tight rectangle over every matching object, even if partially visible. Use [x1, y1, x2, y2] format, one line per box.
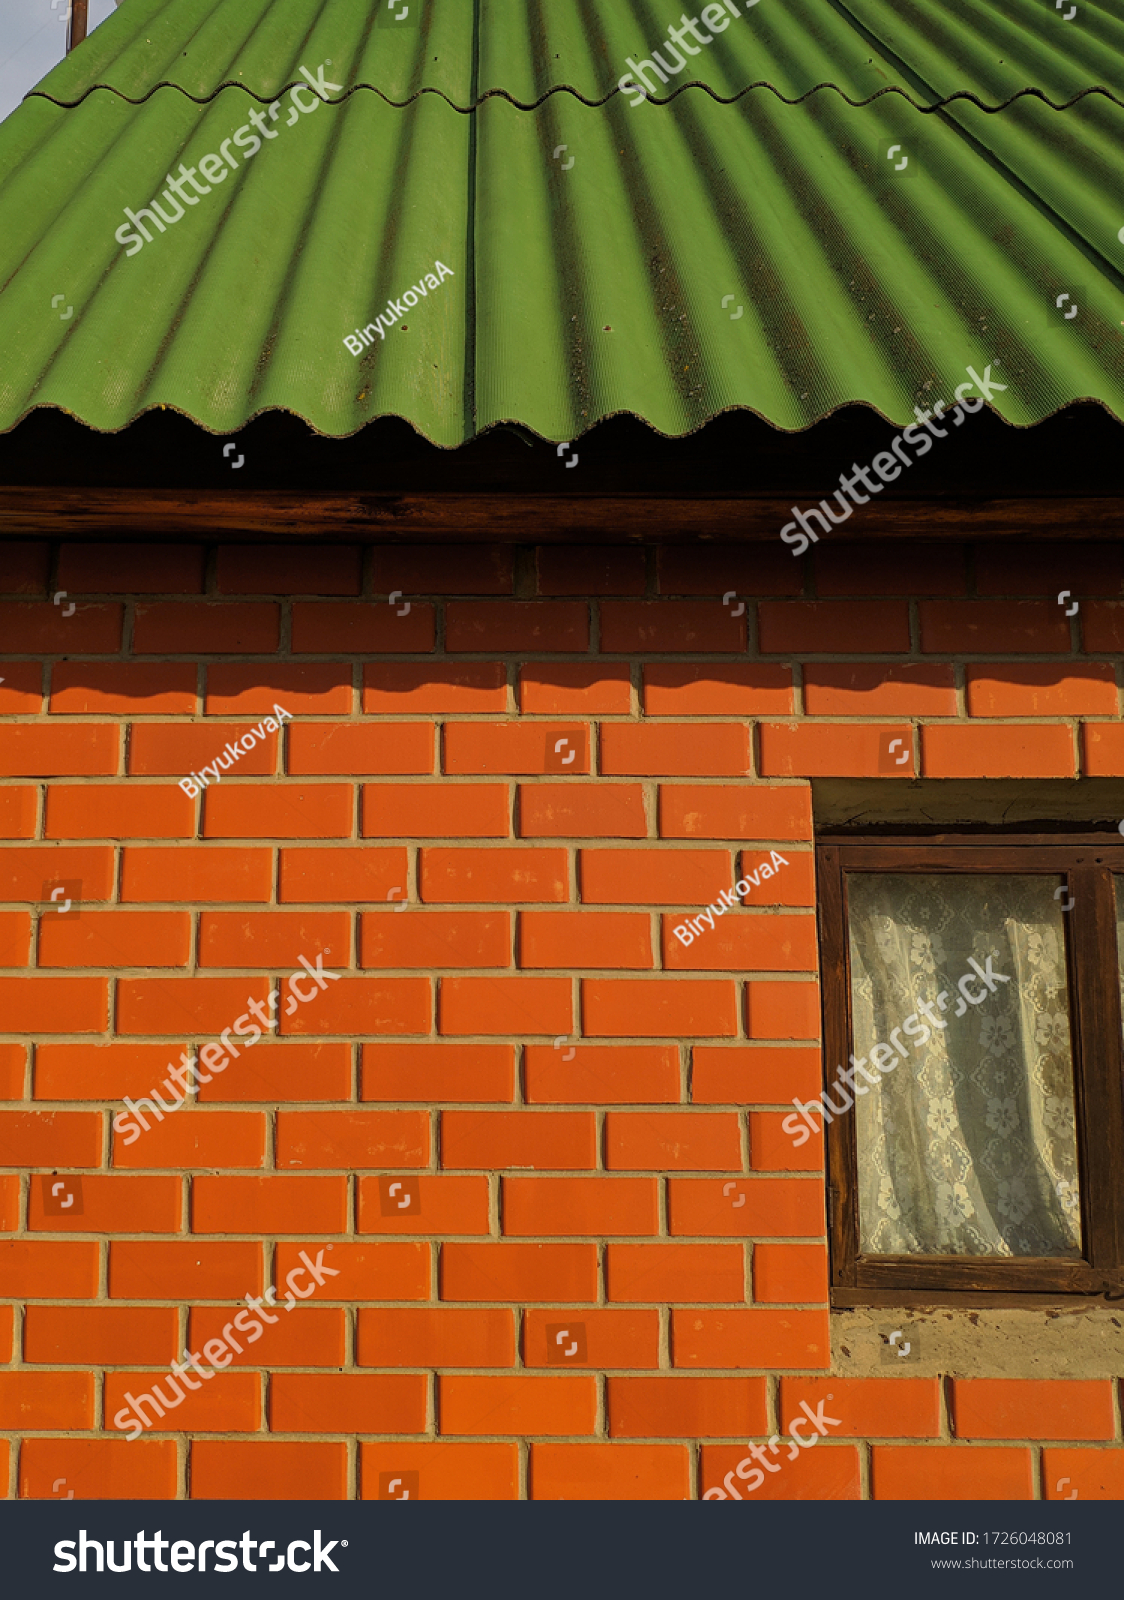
[846, 873, 1081, 1258]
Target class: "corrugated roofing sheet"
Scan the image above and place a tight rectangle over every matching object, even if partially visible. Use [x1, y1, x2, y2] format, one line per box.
[2, 1, 1123, 444]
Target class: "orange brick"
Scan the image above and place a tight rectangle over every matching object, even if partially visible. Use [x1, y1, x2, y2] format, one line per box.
[0, 1371, 94, 1430]
[133, 602, 278, 653]
[370, 544, 513, 595]
[518, 783, 647, 839]
[0, 724, 118, 776]
[357, 1307, 515, 1367]
[112, 1111, 265, 1170]
[780, 1376, 939, 1437]
[270, 1373, 426, 1432]
[275, 1241, 428, 1302]
[504, 1177, 659, 1236]
[362, 661, 508, 714]
[121, 846, 272, 902]
[584, 980, 739, 1039]
[440, 1375, 596, 1435]
[203, 784, 353, 839]
[191, 1441, 347, 1499]
[0, 1110, 101, 1167]
[0, 786, 38, 838]
[39, 1043, 171, 1102]
[745, 981, 821, 1040]
[441, 1243, 597, 1302]
[520, 911, 651, 969]
[700, 1442, 860, 1500]
[360, 1441, 519, 1500]
[360, 910, 510, 969]
[421, 847, 567, 904]
[115, 974, 269, 1035]
[58, 541, 204, 594]
[974, 542, 1121, 598]
[276, 1111, 428, 1169]
[966, 663, 1117, 716]
[109, 1240, 262, 1300]
[605, 1112, 740, 1171]
[196, 1042, 351, 1103]
[0, 663, 42, 713]
[524, 1043, 680, 1105]
[216, 543, 361, 595]
[361, 1044, 513, 1104]
[580, 847, 731, 906]
[523, 1308, 660, 1369]
[0, 911, 30, 965]
[24, 1305, 178, 1365]
[28, 1174, 180, 1233]
[192, 1176, 348, 1235]
[39, 910, 191, 968]
[951, 1379, 1115, 1441]
[759, 600, 909, 653]
[1041, 1447, 1124, 1500]
[198, 910, 349, 968]
[530, 1442, 689, 1500]
[1083, 600, 1124, 651]
[607, 1242, 745, 1310]
[659, 784, 812, 841]
[279, 977, 430, 1036]
[291, 722, 435, 776]
[21, 1439, 177, 1499]
[643, 664, 793, 716]
[0, 1304, 11, 1360]
[205, 663, 351, 716]
[813, 541, 967, 597]
[0, 1044, 25, 1098]
[0, 1173, 17, 1228]
[128, 721, 277, 776]
[750, 1110, 823, 1172]
[536, 547, 645, 597]
[739, 850, 815, 906]
[753, 1244, 829, 1303]
[357, 1174, 491, 1235]
[49, 661, 197, 715]
[802, 663, 958, 716]
[1082, 723, 1124, 775]
[0, 845, 108, 902]
[663, 913, 816, 972]
[657, 545, 800, 597]
[0, 601, 121, 654]
[759, 722, 915, 778]
[519, 662, 632, 714]
[362, 783, 507, 837]
[871, 1445, 1033, 1500]
[920, 599, 1070, 654]
[0, 540, 49, 594]
[446, 601, 588, 653]
[278, 845, 407, 902]
[445, 722, 592, 776]
[600, 600, 745, 653]
[609, 1376, 765, 1436]
[438, 976, 571, 1036]
[667, 1177, 825, 1238]
[442, 1111, 595, 1170]
[106, 1370, 260, 1434]
[922, 723, 1075, 778]
[0, 1240, 99, 1298]
[692, 1045, 822, 1105]
[671, 1308, 830, 1368]
[290, 602, 434, 653]
[601, 724, 749, 777]
[189, 1305, 346, 1367]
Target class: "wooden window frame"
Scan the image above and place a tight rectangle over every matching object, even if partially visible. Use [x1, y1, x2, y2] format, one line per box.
[816, 832, 1124, 1306]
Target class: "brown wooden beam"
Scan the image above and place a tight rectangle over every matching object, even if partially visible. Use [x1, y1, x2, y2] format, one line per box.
[0, 487, 1121, 541]
[67, 0, 88, 53]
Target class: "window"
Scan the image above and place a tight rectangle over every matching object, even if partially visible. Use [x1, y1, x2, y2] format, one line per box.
[816, 834, 1124, 1303]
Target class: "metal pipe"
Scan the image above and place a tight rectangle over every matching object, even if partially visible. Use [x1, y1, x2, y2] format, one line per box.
[67, 0, 88, 53]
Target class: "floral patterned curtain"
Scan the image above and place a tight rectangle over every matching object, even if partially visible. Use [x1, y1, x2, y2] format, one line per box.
[847, 873, 1081, 1258]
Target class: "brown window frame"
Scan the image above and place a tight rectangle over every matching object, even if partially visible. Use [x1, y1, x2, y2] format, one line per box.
[816, 832, 1124, 1306]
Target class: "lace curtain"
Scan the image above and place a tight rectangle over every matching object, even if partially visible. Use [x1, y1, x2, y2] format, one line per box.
[848, 873, 1081, 1258]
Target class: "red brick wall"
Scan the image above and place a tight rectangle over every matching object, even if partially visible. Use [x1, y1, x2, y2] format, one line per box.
[1, 536, 1122, 1501]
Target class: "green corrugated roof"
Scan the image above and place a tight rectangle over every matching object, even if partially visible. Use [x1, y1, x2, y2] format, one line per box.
[2, 0, 1123, 444]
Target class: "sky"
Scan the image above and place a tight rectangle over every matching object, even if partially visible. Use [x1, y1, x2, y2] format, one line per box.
[0, 0, 118, 124]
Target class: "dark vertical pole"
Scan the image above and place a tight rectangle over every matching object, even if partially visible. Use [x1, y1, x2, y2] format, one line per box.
[67, 0, 88, 53]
